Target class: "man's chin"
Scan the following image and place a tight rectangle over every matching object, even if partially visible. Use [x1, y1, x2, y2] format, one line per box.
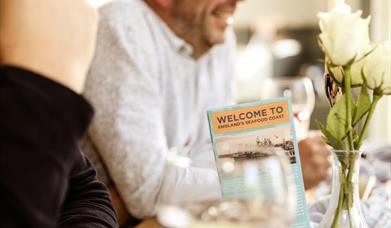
[205, 31, 226, 46]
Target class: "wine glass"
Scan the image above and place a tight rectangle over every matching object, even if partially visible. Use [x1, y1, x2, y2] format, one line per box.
[158, 145, 295, 228]
[260, 76, 315, 139]
[215, 145, 295, 228]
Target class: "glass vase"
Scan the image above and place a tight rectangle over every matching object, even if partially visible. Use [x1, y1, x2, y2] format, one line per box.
[319, 150, 367, 228]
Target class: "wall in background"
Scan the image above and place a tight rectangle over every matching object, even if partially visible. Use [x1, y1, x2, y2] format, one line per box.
[234, 0, 360, 28]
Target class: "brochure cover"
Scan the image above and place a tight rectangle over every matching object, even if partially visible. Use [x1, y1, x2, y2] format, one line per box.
[207, 97, 311, 228]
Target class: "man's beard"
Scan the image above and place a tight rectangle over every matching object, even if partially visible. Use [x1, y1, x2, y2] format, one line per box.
[170, 10, 214, 57]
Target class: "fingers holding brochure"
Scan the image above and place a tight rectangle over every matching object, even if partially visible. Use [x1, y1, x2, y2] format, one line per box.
[299, 135, 331, 190]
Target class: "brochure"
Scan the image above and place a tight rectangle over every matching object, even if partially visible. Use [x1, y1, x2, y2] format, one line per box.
[207, 97, 311, 228]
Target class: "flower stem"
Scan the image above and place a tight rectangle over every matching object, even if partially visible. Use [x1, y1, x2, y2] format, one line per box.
[343, 66, 354, 150]
[345, 155, 356, 227]
[357, 92, 382, 148]
[331, 168, 346, 228]
[330, 156, 357, 228]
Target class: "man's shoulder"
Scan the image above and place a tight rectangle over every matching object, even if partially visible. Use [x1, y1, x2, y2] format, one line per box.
[96, 0, 158, 52]
[98, 0, 148, 29]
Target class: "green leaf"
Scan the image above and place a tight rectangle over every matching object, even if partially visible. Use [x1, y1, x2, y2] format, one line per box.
[326, 94, 352, 141]
[316, 120, 344, 149]
[353, 83, 371, 126]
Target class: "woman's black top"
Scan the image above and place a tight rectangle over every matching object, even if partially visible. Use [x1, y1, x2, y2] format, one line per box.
[0, 66, 118, 227]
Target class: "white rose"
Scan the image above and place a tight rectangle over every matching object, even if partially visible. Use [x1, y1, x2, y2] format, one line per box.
[363, 41, 391, 95]
[329, 59, 364, 86]
[318, 3, 371, 66]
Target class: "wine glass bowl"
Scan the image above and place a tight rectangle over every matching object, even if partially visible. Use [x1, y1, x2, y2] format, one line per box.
[260, 76, 315, 139]
[158, 146, 295, 228]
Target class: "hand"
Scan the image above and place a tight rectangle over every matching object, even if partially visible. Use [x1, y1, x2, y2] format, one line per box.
[298, 135, 331, 190]
[0, 0, 98, 93]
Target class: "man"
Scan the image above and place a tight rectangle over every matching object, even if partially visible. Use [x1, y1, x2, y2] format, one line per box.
[0, 0, 117, 227]
[83, 0, 330, 219]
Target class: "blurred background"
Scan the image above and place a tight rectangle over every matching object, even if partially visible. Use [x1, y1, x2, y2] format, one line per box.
[90, 0, 390, 143]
